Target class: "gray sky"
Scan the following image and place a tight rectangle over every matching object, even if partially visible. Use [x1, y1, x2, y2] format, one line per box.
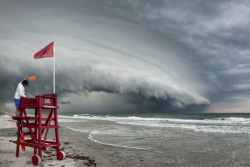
[1, 0, 250, 113]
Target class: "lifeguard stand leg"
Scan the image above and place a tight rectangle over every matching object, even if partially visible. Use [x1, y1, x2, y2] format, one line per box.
[54, 108, 60, 154]
[34, 109, 38, 155]
[38, 108, 42, 158]
[16, 124, 20, 157]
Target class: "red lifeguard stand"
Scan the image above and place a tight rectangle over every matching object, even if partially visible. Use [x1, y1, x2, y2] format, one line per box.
[10, 94, 65, 166]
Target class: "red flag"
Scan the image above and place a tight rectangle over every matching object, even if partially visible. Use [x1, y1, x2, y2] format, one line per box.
[21, 131, 25, 151]
[34, 41, 54, 59]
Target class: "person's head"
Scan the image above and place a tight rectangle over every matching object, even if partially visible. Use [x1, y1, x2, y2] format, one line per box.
[22, 79, 29, 87]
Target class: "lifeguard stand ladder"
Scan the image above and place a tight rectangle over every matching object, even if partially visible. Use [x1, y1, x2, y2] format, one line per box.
[10, 94, 65, 166]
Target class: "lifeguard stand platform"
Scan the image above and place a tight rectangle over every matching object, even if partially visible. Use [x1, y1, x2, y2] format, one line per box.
[10, 94, 65, 166]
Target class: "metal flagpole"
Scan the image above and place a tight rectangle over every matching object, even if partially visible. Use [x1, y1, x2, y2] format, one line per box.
[53, 41, 56, 94]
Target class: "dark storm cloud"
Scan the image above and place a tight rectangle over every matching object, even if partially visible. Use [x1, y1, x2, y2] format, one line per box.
[1, 0, 250, 113]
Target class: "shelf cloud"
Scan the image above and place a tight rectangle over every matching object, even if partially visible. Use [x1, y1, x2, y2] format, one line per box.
[1, 0, 250, 113]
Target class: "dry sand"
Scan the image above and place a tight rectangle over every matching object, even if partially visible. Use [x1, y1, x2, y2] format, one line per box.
[0, 114, 96, 167]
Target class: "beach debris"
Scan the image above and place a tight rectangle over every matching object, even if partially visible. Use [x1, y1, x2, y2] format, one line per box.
[66, 153, 96, 166]
[64, 141, 70, 145]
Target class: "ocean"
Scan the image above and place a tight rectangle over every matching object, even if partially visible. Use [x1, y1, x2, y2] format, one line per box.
[58, 113, 250, 166]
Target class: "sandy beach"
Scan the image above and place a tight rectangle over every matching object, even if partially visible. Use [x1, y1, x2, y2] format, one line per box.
[2, 113, 250, 167]
[0, 114, 151, 167]
[0, 114, 96, 167]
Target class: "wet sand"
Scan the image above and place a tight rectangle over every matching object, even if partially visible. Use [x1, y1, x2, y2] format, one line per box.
[0, 114, 152, 167]
[0, 114, 160, 167]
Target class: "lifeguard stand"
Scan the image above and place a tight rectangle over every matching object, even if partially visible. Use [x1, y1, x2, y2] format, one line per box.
[10, 94, 65, 166]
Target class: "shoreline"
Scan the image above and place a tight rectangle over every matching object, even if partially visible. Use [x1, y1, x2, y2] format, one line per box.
[0, 114, 161, 167]
[3, 113, 250, 167]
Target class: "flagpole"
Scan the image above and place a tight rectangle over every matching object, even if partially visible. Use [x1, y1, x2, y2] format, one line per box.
[53, 41, 56, 94]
